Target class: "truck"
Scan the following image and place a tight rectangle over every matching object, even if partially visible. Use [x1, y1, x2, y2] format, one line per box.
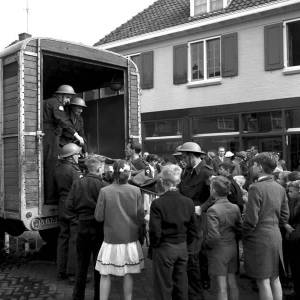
[0, 35, 141, 238]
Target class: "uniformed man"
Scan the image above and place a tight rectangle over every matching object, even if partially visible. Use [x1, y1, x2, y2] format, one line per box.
[60, 96, 87, 154]
[54, 143, 83, 282]
[178, 142, 214, 300]
[43, 85, 85, 204]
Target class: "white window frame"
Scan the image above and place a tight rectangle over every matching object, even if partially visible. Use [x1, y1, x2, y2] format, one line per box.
[190, 0, 228, 16]
[283, 17, 300, 75]
[187, 35, 222, 87]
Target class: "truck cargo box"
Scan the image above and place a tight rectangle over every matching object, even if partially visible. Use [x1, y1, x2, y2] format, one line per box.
[0, 37, 141, 234]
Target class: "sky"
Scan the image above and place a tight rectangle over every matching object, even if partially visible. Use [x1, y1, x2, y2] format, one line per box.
[0, 0, 157, 50]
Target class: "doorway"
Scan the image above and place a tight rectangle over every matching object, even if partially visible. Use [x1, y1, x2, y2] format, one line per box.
[83, 95, 125, 159]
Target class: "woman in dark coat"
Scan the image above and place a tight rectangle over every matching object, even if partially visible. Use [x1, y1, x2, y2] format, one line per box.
[242, 153, 289, 300]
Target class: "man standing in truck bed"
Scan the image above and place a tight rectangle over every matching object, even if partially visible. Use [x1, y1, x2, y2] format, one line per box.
[43, 85, 85, 204]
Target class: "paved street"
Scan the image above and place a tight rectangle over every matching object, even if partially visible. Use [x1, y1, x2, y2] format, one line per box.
[0, 245, 261, 300]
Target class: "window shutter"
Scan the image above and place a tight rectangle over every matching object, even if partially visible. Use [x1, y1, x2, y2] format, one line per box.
[221, 32, 238, 77]
[264, 23, 283, 71]
[141, 51, 154, 89]
[173, 44, 188, 85]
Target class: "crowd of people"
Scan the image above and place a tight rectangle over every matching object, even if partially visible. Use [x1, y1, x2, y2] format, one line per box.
[44, 84, 300, 300]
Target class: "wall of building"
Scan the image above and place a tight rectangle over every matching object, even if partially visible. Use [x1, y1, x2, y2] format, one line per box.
[119, 9, 300, 114]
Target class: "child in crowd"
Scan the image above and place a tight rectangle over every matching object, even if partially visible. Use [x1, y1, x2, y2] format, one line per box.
[204, 176, 242, 300]
[65, 154, 107, 300]
[286, 180, 300, 299]
[94, 160, 144, 300]
[149, 164, 198, 300]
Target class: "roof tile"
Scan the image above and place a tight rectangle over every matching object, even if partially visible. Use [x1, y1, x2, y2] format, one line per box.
[94, 0, 280, 46]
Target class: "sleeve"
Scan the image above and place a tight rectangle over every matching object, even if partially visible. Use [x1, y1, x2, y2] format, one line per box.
[205, 208, 221, 248]
[242, 185, 261, 235]
[94, 189, 105, 222]
[149, 201, 162, 248]
[187, 210, 199, 245]
[52, 104, 76, 135]
[137, 189, 145, 226]
[235, 208, 243, 240]
[279, 191, 289, 227]
[65, 181, 77, 218]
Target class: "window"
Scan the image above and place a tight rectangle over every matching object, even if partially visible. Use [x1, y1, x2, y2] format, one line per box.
[242, 111, 282, 133]
[143, 119, 183, 138]
[189, 37, 221, 82]
[285, 19, 300, 68]
[192, 114, 238, 134]
[191, 0, 228, 15]
[128, 52, 154, 89]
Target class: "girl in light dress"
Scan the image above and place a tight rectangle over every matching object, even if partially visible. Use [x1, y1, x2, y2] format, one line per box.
[94, 160, 144, 300]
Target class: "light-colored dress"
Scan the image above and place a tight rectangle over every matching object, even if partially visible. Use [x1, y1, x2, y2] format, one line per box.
[94, 183, 145, 276]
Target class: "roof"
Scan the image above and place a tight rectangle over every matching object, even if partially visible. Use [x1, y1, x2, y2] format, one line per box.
[94, 0, 281, 46]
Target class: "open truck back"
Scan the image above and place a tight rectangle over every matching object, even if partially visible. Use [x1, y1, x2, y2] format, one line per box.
[0, 37, 141, 236]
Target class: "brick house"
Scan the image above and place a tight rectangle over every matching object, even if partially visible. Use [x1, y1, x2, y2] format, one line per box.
[95, 0, 300, 169]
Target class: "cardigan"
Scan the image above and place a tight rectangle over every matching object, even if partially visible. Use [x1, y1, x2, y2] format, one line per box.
[94, 183, 144, 244]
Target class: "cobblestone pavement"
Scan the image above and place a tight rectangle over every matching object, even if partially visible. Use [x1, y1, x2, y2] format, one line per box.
[0, 248, 263, 300]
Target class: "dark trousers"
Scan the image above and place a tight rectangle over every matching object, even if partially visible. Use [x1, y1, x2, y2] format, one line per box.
[152, 242, 188, 300]
[57, 217, 78, 275]
[72, 220, 103, 300]
[187, 252, 204, 300]
[289, 239, 300, 298]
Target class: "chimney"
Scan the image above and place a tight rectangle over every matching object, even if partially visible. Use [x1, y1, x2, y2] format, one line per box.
[18, 32, 32, 41]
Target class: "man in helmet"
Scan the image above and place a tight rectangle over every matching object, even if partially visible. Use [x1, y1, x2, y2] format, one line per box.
[54, 143, 83, 282]
[178, 141, 214, 300]
[43, 85, 85, 204]
[61, 96, 87, 153]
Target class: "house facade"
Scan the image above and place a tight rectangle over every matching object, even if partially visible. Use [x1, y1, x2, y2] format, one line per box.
[95, 0, 300, 169]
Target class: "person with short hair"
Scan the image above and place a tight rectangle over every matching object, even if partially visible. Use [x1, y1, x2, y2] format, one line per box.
[286, 180, 300, 299]
[94, 160, 144, 300]
[243, 153, 290, 300]
[149, 164, 198, 300]
[204, 176, 242, 300]
[66, 155, 107, 300]
[212, 146, 226, 173]
[218, 162, 244, 213]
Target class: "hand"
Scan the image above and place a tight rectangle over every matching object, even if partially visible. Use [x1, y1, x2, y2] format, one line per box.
[74, 132, 84, 146]
[285, 224, 295, 235]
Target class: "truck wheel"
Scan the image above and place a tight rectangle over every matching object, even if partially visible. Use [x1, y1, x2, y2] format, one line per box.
[4, 219, 26, 236]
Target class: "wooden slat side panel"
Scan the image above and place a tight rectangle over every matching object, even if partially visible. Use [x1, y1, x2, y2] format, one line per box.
[129, 72, 139, 137]
[24, 136, 39, 208]
[3, 137, 19, 213]
[3, 64, 18, 135]
[24, 57, 38, 132]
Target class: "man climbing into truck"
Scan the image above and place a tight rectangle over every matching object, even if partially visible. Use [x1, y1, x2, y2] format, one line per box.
[43, 85, 85, 204]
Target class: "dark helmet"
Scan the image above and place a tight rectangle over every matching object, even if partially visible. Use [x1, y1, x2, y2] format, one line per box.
[178, 142, 206, 154]
[70, 97, 87, 107]
[59, 143, 82, 158]
[55, 85, 76, 95]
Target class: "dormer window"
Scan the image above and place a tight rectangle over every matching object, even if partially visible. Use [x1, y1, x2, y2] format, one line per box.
[190, 0, 228, 16]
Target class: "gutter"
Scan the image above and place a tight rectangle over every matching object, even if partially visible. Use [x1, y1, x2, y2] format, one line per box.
[97, 0, 299, 50]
